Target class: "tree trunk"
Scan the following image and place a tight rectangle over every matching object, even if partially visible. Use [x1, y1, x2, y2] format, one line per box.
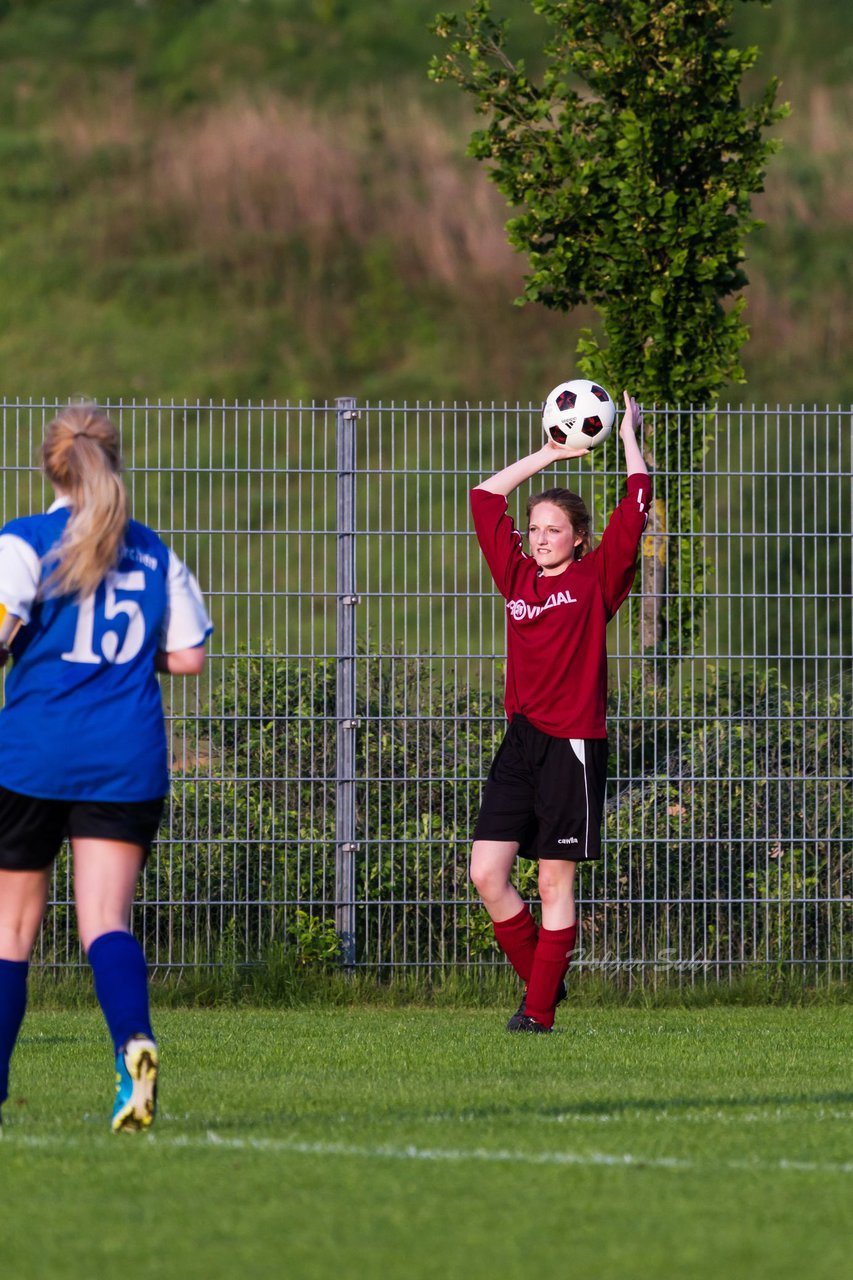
[641, 493, 667, 652]
[641, 427, 666, 665]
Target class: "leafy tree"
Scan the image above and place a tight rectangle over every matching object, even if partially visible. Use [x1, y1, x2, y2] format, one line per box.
[430, 0, 788, 653]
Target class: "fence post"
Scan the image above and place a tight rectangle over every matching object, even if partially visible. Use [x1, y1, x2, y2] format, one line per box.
[335, 396, 358, 969]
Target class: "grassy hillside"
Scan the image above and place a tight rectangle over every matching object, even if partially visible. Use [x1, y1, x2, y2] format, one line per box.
[0, 0, 850, 404]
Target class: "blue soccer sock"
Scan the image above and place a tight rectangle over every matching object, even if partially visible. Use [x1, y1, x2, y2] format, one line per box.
[0, 958, 29, 1107]
[87, 931, 154, 1056]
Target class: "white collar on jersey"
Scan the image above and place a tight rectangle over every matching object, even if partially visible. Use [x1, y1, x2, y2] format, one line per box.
[47, 495, 72, 512]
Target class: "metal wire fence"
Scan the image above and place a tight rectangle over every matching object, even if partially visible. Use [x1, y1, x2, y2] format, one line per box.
[2, 397, 850, 981]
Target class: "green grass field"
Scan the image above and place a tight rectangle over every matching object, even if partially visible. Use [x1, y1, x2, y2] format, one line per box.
[3, 1006, 851, 1279]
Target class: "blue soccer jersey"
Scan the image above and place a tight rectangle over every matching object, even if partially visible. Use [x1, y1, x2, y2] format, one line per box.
[0, 500, 213, 801]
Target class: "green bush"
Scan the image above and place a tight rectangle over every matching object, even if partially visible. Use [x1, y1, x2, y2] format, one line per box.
[149, 652, 851, 984]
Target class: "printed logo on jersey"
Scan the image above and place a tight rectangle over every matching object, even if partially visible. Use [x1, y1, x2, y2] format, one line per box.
[125, 546, 159, 572]
[507, 588, 578, 622]
[557, 837, 579, 845]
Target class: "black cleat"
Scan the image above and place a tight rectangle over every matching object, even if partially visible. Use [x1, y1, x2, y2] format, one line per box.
[508, 1014, 551, 1034]
[506, 996, 528, 1032]
[506, 979, 567, 1031]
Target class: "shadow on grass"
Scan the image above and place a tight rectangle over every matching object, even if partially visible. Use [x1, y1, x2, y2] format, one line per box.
[130, 1088, 853, 1140]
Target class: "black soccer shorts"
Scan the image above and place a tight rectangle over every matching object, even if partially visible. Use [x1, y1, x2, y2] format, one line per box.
[473, 713, 609, 861]
[0, 785, 165, 871]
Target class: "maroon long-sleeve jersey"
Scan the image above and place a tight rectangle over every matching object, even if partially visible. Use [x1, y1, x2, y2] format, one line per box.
[471, 473, 650, 738]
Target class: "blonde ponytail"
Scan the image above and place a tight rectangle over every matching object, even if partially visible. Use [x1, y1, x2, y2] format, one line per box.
[41, 404, 130, 598]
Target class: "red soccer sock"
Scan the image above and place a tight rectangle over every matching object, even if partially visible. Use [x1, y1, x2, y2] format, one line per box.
[524, 924, 577, 1029]
[492, 904, 539, 984]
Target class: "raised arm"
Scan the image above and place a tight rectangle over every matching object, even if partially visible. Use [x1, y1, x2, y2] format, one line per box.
[475, 440, 589, 497]
[619, 392, 649, 478]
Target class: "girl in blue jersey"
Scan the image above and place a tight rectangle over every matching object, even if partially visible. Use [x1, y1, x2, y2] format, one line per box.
[0, 403, 212, 1133]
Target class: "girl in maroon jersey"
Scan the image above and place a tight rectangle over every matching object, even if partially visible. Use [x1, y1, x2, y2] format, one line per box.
[470, 392, 649, 1032]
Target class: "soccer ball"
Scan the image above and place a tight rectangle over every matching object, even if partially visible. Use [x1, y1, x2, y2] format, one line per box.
[542, 379, 616, 450]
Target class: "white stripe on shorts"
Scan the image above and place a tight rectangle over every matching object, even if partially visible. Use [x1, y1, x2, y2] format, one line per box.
[569, 738, 589, 857]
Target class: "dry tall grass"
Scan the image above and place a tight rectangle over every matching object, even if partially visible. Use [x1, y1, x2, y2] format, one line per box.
[52, 80, 853, 398]
[57, 91, 520, 287]
[756, 81, 853, 227]
[742, 80, 853, 391]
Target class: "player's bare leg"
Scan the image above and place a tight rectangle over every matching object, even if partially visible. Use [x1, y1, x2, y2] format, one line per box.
[513, 859, 579, 1032]
[538, 859, 577, 930]
[471, 840, 545, 1028]
[72, 838, 144, 950]
[470, 839, 522, 923]
[73, 839, 158, 1132]
[0, 868, 51, 961]
[0, 868, 50, 1128]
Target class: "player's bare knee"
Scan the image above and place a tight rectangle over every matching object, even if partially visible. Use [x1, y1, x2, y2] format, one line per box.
[469, 850, 507, 901]
[0, 923, 37, 961]
[469, 861, 499, 900]
[538, 864, 575, 910]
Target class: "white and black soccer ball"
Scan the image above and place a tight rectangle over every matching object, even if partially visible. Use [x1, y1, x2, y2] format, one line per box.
[542, 379, 616, 450]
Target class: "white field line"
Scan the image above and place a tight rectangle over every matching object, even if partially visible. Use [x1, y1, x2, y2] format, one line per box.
[423, 1108, 853, 1127]
[5, 1131, 853, 1175]
[542, 1108, 853, 1126]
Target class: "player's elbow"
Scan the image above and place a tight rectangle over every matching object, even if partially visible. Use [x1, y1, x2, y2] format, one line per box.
[157, 645, 206, 676]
